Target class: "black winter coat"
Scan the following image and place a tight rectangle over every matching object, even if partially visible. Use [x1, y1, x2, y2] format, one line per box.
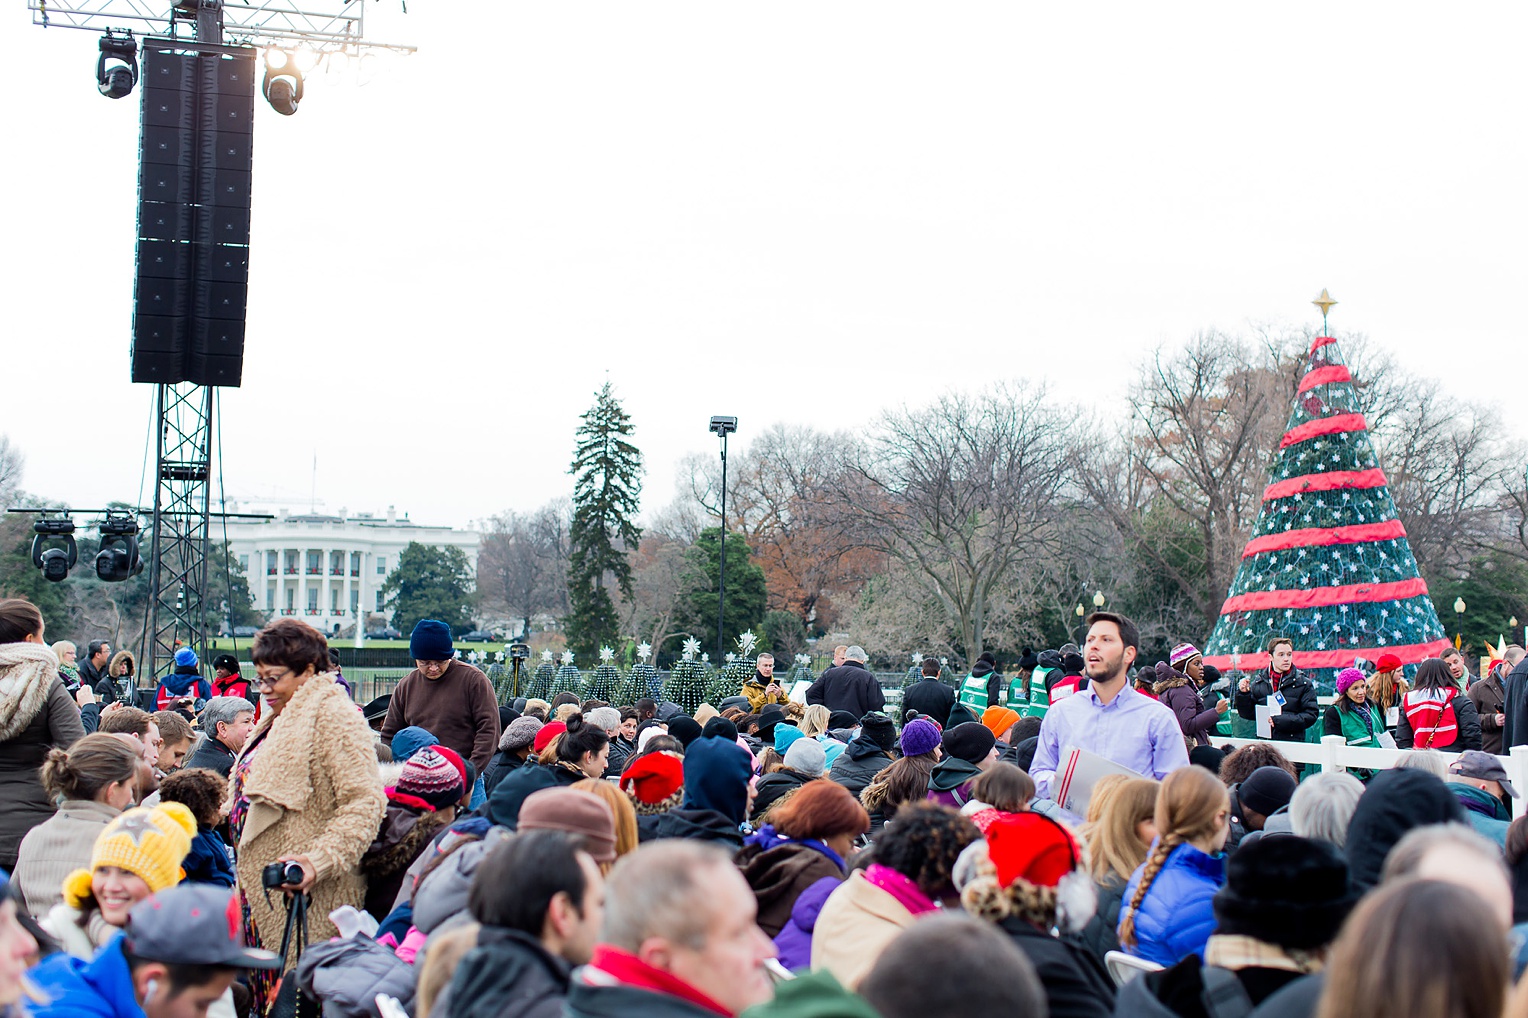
[1504, 657, 1528, 749]
[566, 980, 720, 1018]
[183, 736, 237, 778]
[827, 740, 892, 797]
[1072, 876, 1127, 965]
[445, 927, 571, 1018]
[635, 808, 744, 848]
[487, 760, 584, 827]
[752, 769, 812, 821]
[1233, 669, 1319, 741]
[0, 677, 85, 871]
[999, 915, 1115, 1018]
[805, 662, 886, 718]
[902, 678, 955, 725]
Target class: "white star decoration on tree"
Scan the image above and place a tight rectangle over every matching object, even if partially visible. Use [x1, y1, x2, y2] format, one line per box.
[560, 651, 574, 666]
[681, 637, 701, 661]
[599, 646, 614, 664]
[637, 642, 652, 662]
[541, 650, 554, 663]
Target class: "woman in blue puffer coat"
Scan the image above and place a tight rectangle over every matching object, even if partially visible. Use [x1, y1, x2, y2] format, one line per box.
[1117, 765, 1231, 967]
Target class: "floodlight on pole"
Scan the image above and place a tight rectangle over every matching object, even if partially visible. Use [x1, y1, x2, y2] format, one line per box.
[709, 416, 738, 665]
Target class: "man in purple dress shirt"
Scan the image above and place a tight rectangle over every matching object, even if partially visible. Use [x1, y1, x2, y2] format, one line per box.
[1030, 612, 1190, 800]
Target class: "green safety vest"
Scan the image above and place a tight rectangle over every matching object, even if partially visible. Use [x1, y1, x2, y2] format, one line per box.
[958, 671, 997, 710]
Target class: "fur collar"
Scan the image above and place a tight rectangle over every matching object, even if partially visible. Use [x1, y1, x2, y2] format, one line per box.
[1154, 673, 1191, 695]
[0, 642, 60, 741]
[240, 671, 349, 813]
[361, 807, 451, 877]
[627, 787, 684, 816]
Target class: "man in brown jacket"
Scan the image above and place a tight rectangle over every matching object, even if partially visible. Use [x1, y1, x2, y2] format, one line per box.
[382, 620, 500, 806]
[1470, 647, 1520, 755]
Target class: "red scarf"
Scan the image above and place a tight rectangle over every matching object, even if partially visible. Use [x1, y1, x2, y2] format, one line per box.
[1267, 667, 1288, 694]
[582, 946, 731, 1017]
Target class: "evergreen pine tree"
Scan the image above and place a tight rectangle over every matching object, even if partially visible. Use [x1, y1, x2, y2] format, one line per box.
[664, 638, 711, 714]
[566, 382, 643, 662]
[553, 653, 584, 698]
[527, 654, 558, 701]
[1203, 335, 1449, 692]
[616, 643, 661, 705]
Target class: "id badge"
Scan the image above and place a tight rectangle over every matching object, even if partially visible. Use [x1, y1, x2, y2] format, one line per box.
[1274, 692, 1287, 707]
[1387, 706, 1400, 727]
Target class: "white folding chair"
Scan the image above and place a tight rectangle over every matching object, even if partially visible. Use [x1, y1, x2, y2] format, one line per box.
[1105, 949, 1163, 986]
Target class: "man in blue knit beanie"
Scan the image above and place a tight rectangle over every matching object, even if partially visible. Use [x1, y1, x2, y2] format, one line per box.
[381, 620, 499, 808]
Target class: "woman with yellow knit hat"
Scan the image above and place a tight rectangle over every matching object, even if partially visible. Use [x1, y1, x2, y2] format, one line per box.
[39, 801, 196, 959]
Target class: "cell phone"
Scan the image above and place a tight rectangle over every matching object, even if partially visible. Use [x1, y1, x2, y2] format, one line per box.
[375, 994, 411, 1018]
[764, 959, 795, 983]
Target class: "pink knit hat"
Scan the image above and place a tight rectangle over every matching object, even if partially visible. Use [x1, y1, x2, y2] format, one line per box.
[1335, 668, 1367, 696]
[1169, 643, 1202, 667]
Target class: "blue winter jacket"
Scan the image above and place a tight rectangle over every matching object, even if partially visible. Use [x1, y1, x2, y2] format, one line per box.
[1118, 841, 1226, 967]
[28, 935, 144, 1018]
[182, 826, 236, 887]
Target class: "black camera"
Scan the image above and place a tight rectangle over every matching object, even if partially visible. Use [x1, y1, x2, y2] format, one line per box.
[261, 861, 304, 889]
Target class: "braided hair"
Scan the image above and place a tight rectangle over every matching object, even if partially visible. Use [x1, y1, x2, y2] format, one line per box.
[1118, 766, 1228, 948]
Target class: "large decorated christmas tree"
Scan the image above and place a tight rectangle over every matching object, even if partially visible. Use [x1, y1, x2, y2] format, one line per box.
[1202, 325, 1449, 693]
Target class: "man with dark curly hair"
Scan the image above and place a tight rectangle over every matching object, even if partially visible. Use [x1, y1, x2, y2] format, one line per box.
[811, 802, 980, 988]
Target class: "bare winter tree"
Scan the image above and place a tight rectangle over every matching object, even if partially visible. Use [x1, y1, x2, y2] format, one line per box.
[617, 534, 701, 659]
[0, 435, 22, 503]
[818, 382, 1070, 660]
[476, 499, 571, 637]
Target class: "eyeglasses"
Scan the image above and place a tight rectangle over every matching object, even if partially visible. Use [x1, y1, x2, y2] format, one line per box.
[254, 669, 292, 690]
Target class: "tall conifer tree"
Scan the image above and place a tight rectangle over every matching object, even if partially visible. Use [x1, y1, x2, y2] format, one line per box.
[567, 382, 643, 660]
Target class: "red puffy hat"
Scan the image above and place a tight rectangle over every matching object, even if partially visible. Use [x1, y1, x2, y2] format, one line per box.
[986, 812, 1080, 889]
[1375, 653, 1403, 673]
[619, 750, 684, 804]
[533, 721, 567, 754]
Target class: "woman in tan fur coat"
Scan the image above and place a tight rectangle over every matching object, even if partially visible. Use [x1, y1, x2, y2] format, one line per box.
[228, 619, 384, 1007]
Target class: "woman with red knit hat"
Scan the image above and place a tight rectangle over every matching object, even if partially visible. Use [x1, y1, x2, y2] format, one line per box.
[960, 811, 1116, 1018]
[1366, 653, 1409, 730]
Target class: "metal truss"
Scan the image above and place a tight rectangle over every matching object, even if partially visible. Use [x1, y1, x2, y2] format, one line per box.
[143, 383, 213, 679]
[28, 1, 416, 56]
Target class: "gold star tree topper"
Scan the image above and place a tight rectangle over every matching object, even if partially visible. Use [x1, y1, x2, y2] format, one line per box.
[1313, 288, 1337, 318]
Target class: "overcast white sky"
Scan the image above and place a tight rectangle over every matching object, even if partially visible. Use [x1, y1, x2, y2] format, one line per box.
[6, 4, 1526, 531]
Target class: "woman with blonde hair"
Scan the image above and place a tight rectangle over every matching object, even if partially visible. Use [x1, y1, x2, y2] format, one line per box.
[1118, 766, 1230, 966]
[1077, 775, 1159, 962]
[1366, 652, 1409, 724]
[572, 777, 639, 861]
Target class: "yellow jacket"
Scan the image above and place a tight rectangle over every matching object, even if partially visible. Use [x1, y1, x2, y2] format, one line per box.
[743, 678, 788, 713]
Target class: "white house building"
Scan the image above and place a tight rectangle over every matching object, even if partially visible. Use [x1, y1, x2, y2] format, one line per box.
[221, 505, 479, 635]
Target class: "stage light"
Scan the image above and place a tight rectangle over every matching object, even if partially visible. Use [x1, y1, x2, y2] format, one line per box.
[97, 30, 139, 99]
[31, 516, 77, 583]
[94, 510, 143, 583]
[263, 48, 303, 116]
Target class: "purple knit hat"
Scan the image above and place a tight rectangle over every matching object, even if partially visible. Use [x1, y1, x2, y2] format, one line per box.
[1335, 668, 1367, 696]
[900, 718, 942, 758]
[1169, 643, 1202, 667]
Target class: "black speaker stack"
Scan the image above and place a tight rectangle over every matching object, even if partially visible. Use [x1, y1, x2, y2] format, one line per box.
[131, 39, 255, 388]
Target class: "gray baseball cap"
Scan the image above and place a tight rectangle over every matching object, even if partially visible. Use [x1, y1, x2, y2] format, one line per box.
[125, 884, 283, 969]
[1449, 750, 1519, 799]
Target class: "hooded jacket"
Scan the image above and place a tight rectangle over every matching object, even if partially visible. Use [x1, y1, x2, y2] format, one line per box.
[1154, 665, 1221, 748]
[926, 757, 983, 808]
[1447, 782, 1511, 848]
[1344, 768, 1466, 891]
[488, 760, 584, 828]
[957, 659, 1004, 711]
[0, 642, 84, 871]
[156, 667, 212, 710]
[1119, 842, 1226, 968]
[295, 933, 417, 1018]
[27, 935, 143, 1018]
[736, 827, 846, 937]
[752, 769, 813, 822]
[446, 927, 571, 1018]
[826, 737, 892, 796]
[360, 797, 454, 919]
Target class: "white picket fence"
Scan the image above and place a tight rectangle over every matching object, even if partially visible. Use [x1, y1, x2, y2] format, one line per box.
[1219, 734, 1528, 819]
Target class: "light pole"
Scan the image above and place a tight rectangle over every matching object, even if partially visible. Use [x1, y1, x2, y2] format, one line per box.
[710, 416, 738, 665]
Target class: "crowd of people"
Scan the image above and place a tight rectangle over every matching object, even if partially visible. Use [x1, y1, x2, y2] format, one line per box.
[4, 595, 1528, 1018]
